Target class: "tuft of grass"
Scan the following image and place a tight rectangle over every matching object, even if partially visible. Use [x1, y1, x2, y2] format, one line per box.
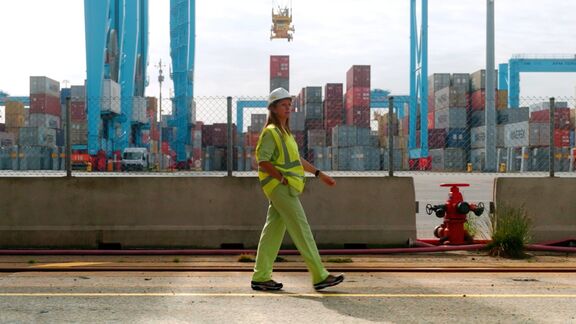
[464, 215, 478, 239]
[28, 260, 36, 264]
[326, 257, 353, 263]
[275, 256, 287, 262]
[237, 254, 256, 263]
[173, 258, 180, 263]
[486, 205, 531, 259]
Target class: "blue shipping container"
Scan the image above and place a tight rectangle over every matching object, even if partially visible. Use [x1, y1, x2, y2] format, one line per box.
[311, 146, 332, 171]
[305, 87, 322, 102]
[445, 128, 470, 149]
[332, 125, 357, 147]
[331, 146, 351, 170]
[570, 130, 575, 147]
[356, 127, 372, 146]
[60, 88, 71, 105]
[351, 146, 381, 171]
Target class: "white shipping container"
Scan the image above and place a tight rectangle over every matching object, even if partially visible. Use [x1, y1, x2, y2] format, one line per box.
[132, 96, 147, 123]
[504, 121, 530, 148]
[30, 76, 60, 97]
[528, 101, 568, 112]
[70, 85, 86, 101]
[471, 126, 505, 148]
[29, 113, 61, 129]
[434, 108, 467, 129]
[430, 148, 466, 171]
[102, 79, 121, 114]
[470, 69, 498, 92]
[435, 86, 468, 110]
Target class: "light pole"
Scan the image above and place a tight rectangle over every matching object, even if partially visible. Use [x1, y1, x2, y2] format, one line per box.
[156, 59, 166, 170]
[485, 0, 497, 172]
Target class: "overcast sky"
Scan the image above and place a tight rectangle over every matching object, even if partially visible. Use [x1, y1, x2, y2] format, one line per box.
[1, 0, 575, 100]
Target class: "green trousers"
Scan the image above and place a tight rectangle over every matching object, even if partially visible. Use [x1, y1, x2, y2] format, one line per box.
[252, 184, 330, 285]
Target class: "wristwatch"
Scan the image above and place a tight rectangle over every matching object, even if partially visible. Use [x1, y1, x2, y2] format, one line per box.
[314, 169, 321, 177]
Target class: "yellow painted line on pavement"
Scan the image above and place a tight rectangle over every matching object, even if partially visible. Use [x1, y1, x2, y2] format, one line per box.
[1, 292, 576, 298]
[31, 262, 109, 268]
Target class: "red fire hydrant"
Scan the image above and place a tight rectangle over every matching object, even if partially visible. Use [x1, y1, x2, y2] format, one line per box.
[426, 183, 485, 245]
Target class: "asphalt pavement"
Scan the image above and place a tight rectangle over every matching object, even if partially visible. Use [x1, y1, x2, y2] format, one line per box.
[1, 270, 576, 323]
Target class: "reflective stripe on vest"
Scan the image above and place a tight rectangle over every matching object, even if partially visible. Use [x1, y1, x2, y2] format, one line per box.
[257, 125, 305, 197]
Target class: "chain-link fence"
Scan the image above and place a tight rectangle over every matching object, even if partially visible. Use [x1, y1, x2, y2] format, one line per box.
[0, 88, 575, 177]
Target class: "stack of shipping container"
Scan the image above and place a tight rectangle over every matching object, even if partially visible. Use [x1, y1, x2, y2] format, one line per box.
[12, 77, 62, 170]
[2, 101, 25, 146]
[270, 55, 289, 92]
[146, 97, 159, 156]
[201, 123, 237, 171]
[428, 73, 469, 171]
[345, 66, 370, 128]
[324, 83, 344, 146]
[303, 86, 324, 161]
[70, 85, 87, 146]
[469, 69, 502, 171]
[375, 112, 406, 170]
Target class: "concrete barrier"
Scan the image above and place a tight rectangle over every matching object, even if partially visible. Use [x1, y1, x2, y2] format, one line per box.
[494, 177, 576, 242]
[0, 176, 416, 249]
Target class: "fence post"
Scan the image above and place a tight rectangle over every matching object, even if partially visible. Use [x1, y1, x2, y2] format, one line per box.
[388, 97, 394, 177]
[549, 97, 555, 177]
[227, 96, 233, 176]
[65, 97, 72, 177]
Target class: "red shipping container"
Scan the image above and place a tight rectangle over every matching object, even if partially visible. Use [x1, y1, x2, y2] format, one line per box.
[428, 128, 447, 149]
[162, 142, 170, 154]
[324, 83, 343, 99]
[292, 131, 305, 148]
[270, 55, 289, 79]
[324, 99, 343, 121]
[427, 111, 435, 129]
[202, 123, 237, 147]
[324, 118, 342, 131]
[530, 108, 571, 129]
[469, 89, 502, 111]
[142, 132, 150, 145]
[346, 65, 370, 90]
[345, 87, 370, 109]
[30, 93, 61, 116]
[70, 102, 86, 121]
[555, 129, 570, 147]
[244, 131, 260, 147]
[428, 94, 435, 112]
[305, 119, 323, 130]
[346, 106, 370, 128]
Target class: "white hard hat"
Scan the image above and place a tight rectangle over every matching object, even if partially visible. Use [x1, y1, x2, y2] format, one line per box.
[268, 88, 291, 107]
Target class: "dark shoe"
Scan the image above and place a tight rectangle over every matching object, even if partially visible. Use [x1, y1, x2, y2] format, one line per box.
[251, 280, 283, 291]
[314, 274, 345, 291]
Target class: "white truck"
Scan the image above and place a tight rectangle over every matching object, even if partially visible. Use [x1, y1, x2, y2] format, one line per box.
[121, 147, 149, 171]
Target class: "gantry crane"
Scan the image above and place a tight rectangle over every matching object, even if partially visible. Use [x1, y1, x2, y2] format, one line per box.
[271, 1, 295, 41]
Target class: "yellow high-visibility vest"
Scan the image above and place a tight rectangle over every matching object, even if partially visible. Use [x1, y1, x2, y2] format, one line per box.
[256, 124, 305, 198]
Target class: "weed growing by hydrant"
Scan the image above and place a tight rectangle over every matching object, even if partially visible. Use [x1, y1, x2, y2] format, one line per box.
[487, 205, 531, 259]
[326, 257, 353, 263]
[237, 254, 256, 262]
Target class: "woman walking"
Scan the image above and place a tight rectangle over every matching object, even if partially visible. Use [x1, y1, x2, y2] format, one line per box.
[251, 88, 345, 291]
